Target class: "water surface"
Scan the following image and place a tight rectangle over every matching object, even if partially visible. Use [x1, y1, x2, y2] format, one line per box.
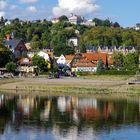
[0, 94, 140, 140]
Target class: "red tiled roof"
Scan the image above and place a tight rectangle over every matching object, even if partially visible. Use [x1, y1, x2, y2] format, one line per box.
[74, 59, 96, 67]
[65, 55, 75, 60]
[82, 52, 108, 65]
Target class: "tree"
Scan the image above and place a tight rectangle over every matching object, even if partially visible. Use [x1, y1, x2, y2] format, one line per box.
[5, 62, 16, 73]
[59, 15, 68, 22]
[123, 52, 139, 71]
[0, 44, 13, 67]
[30, 35, 41, 50]
[51, 29, 75, 56]
[97, 59, 104, 73]
[112, 52, 124, 70]
[112, 22, 120, 28]
[32, 55, 47, 72]
[41, 32, 50, 47]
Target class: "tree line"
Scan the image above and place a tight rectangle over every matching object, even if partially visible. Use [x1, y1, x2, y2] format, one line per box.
[0, 16, 140, 55]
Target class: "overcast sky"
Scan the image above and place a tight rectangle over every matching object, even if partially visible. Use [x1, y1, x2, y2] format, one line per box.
[0, 0, 140, 27]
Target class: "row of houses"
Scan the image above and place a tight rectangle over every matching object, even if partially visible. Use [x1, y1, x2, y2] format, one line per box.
[2, 34, 53, 76]
[2, 33, 138, 75]
[57, 52, 113, 72]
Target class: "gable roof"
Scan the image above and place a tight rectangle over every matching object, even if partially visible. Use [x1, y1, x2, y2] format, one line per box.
[5, 39, 23, 50]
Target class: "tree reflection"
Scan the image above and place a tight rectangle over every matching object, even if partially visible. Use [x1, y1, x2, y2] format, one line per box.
[0, 94, 140, 138]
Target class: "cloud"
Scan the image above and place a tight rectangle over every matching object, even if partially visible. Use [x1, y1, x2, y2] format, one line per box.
[53, 0, 100, 17]
[0, 11, 5, 17]
[0, 0, 7, 10]
[20, 0, 38, 4]
[10, 5, 18, 10]
[27, 6, 37, 13]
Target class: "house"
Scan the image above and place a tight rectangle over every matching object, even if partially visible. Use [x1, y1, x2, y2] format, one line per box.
[27, 51, 50, 62]
[65, 55, 75, 67]
[68, 14, 83, 25]
[17, 57, 39, 76]
[70, 52, 112, 72]
[81, 19, 95, 27]
[134, 23, 140, 31]
[38, 51, 50, 61]
[51, 18, 60, 24]
[68, 37, 78, 47]
[56, 55, 66, 66]
[18, 57, 32, 66]
[72, 58, 97, 72]
[86, 45, 136, 54]
[82, 52, 108, 66]
[25, 43, 31, 50]
[5, 20, 11, 26]
[43, 46, 54, 58]
[4, 35, 27, 57]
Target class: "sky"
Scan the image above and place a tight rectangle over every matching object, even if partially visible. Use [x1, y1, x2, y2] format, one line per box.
[0, 0, 140, 27]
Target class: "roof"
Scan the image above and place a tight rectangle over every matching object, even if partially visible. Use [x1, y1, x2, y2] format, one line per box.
[18, 57, 32, 65]
[74, 59, 96, 67]
[82, 52, 107, 65]
[65, 55, 75, 60]
[5, 39, 23, 50]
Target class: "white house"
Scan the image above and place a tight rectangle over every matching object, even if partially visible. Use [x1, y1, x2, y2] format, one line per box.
[56, 55, 66, 65]
[38, 51, 50, 61]
[51, 18, 60, 24]
[27, 51, 50, 61]
[81, 20, 95, 27]
[68, 14, 83, 25]
[134, 23, 140, 31]
[5, 20, 11, 26]
[68, 37, 78, 47]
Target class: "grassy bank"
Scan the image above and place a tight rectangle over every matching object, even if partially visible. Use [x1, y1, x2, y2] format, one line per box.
[0, 75, 139, 97]
[0, 78, 22, 85]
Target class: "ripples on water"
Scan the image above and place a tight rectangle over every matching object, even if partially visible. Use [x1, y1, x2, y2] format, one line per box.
[0, 94, 140, 140]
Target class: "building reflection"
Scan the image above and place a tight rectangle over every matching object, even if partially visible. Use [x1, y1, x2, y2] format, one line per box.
[0, 94, 140, 139]
[17, 95, 35, 116]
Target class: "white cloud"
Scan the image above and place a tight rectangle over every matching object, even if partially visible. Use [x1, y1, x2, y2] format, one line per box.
[27, 6, 37, 13]
[10, 5, 18, 10]
[0, 1, 7, 10]
[0, 11, 5, 17]
[53, 0, 100, 17]
[20, 0, 38, 4]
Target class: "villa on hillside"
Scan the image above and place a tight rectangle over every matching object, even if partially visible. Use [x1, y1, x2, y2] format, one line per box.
[4, 34, 27, 57]
[51, 18, 60, 24]
[68, 14, 84, 25]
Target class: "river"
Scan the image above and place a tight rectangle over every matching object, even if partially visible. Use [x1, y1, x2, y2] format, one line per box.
[0, 94, 140, 140]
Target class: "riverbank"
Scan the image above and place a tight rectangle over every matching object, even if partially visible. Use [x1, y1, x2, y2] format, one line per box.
[0, 75, 140, 96]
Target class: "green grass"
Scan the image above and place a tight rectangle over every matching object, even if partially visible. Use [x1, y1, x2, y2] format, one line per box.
[79, 75, 133, 80]
[0, 78, 22, 85]
[19, 84, 112, 94]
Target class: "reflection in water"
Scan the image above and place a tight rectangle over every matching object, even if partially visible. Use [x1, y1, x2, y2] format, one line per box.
[0, 94, 140, 140]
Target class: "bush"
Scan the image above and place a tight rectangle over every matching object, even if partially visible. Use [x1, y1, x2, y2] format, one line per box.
[76, 71, 96, 76]
[97, 70, 136, 75]
[5, 62, 16, 73]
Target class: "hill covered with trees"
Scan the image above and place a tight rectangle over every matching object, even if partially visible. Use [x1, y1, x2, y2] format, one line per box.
[0, 16, 140, 56]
